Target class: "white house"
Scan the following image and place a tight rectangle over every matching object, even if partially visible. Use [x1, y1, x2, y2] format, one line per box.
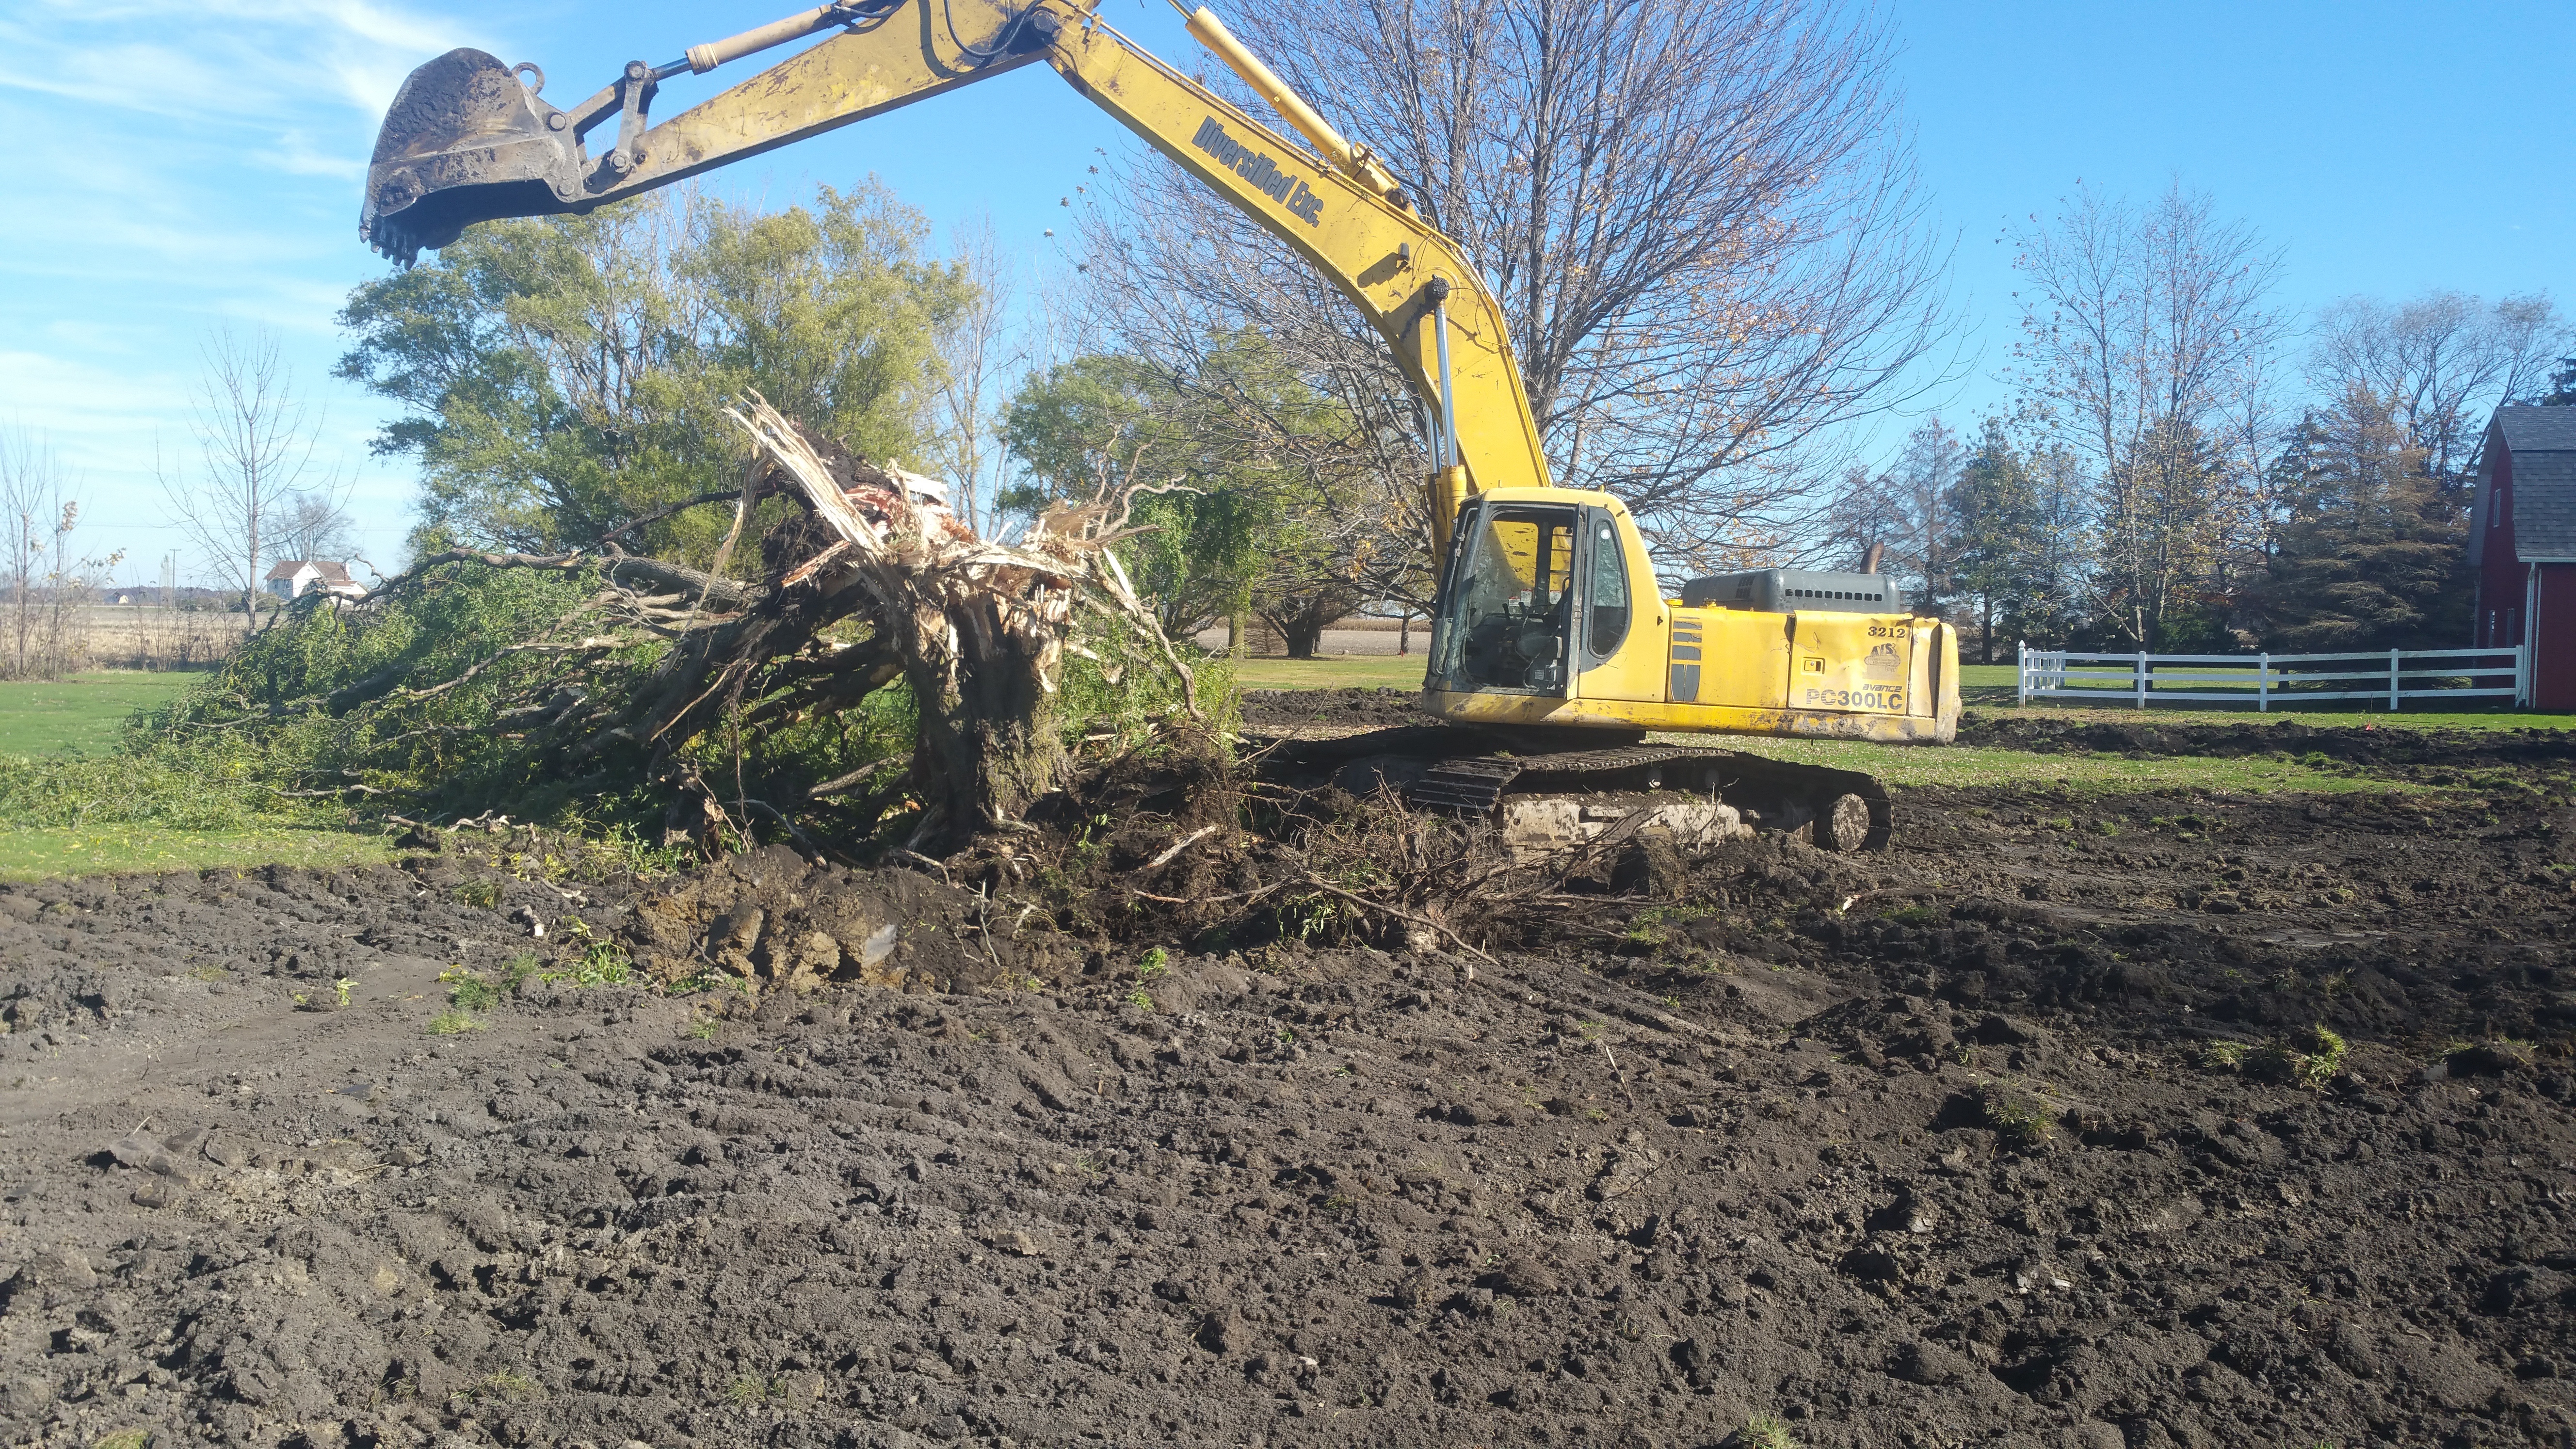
[265, 560, 365, 601]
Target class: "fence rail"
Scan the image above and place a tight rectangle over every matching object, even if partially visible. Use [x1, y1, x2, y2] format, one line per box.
[2016, 643, 2528, 711]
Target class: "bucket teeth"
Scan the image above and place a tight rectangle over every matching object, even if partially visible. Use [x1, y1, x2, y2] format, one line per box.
[359, 46, 578, 265]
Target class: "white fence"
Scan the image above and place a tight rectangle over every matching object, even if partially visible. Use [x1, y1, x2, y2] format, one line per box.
[2016, 642, 2528, 711]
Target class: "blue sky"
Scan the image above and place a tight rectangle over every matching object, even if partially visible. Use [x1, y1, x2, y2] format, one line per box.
[2, 0, 2568, 589]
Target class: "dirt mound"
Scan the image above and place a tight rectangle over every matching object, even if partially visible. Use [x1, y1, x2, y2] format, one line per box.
[6, 752, 2576, 1447]
[1961, 710, 2576, 770]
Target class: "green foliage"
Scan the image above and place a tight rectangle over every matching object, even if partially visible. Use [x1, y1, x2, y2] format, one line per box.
[338, 184, 969, 560]
[1003, 334, 1393, 653]
[2250, 1024, 2349, 1089]
[1733, 1415, 1803, 1449]
[441, 966, 502, 1012]
[0, 748, 292, 831]
[117, 561, 917, 843]
[427, 1007, 486, 1035]
[131, 563, 652, 826]
[2254, 396, 2470, 652]
[1939, 419, 2093, 653]
[1975, 1081, 2056, 1149]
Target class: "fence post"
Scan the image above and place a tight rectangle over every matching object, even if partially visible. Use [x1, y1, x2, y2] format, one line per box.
[2258, 653, 2270, 713]
[2135, 652, 2148, 709]
[2388, 648, 2400, 712]
[2016, 640, 2028, 706]
[2519, 644, 2531, 708]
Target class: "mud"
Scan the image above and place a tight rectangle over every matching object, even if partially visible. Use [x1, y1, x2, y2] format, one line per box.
[5, 737, 2576, 1449]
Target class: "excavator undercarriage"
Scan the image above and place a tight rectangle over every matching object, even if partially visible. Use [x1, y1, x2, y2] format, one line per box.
[1262, 724, 1890, 857]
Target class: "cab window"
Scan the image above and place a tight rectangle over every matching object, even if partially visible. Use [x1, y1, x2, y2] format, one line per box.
[1585, 517, 1630, 660]
[1435, 505, 1577, 692]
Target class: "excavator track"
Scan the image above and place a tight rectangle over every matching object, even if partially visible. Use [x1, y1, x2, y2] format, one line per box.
[1259, 726, 1895, 853]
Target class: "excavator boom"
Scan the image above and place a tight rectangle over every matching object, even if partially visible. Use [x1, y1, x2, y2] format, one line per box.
[360, 0, 1544, 553]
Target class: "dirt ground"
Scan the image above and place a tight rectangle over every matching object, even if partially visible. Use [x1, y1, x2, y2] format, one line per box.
[6, 710, 2576, 1449]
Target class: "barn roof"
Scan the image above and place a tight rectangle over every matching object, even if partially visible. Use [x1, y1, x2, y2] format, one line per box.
[2498, 405, 2576, 454]
[2490, 406, 2576, 562]
[2516, 451, 2576, 561]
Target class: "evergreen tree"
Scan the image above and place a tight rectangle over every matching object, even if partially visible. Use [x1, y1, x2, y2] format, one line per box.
[2544, 354, 2576, 407]
[1942, 420, 2034, 662]
[1941, 420, 2090, 658]
[2253, 386, 2470, 651]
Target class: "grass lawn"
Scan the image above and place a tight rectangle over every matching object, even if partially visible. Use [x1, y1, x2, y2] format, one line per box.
[0, 669, 396, 882]
[0, 670, 205, 756]
[0, 824, 392, 882]
[1229, 657, 2576, 733]
[1676, 734, 2430, 799]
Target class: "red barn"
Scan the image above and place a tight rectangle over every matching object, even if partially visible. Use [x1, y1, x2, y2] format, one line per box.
[2469, 405, 2576, 709]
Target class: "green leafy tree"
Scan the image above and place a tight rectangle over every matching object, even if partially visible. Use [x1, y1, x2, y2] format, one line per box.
[1000, 354, 1255, 640]
[336, 183, 970, 562]
[1001, 333, 1383, 659]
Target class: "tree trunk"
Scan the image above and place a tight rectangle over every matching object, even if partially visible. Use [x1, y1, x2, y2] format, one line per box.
[1279, 612, 1326, 660]
[900, 598, 1069, 848]
[723, 397, 1195, 858]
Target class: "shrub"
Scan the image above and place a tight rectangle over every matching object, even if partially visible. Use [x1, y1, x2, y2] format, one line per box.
[1732, 1416, 1802, 1449]
[2248, 1025, 2347, 1089]
[1976, 1082, 2056, 1149]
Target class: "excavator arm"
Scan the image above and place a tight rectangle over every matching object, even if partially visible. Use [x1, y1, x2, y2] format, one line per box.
[360, 0, 1546, 555]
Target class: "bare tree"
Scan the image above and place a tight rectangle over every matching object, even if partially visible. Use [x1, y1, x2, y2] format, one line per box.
[2309, 290, 2568, 490]
[0, 430, 63, 677]
[921, 218, 1027, 538]
[2010, 182, 2286, 648]
[1821, 417, 1962, 603]
[161, 326, 333, 639]
[1078, 0, 1955, 574]
[267, 480, 358, 568]
[0, 431, 119, 678]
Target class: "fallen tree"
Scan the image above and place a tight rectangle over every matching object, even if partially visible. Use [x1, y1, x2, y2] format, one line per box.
[145, 397, 1205, 857]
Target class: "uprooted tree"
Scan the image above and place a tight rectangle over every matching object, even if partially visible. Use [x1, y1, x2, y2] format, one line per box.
[148, 396, 1201, 857]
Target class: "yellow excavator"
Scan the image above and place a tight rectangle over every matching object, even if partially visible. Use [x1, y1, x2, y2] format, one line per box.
[360, 0, 1957, 852]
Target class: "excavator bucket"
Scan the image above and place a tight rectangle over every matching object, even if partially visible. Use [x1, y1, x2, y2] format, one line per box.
[362, 48, 579, 265]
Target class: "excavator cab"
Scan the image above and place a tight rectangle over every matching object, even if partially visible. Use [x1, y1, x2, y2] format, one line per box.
[1435, 502, 1579, 695]
[1429, 497, 1637, 701]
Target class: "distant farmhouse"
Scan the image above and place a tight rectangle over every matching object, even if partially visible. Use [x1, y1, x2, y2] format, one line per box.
[265, 560, 366, 602]
[2468, 405, 2576, 709]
